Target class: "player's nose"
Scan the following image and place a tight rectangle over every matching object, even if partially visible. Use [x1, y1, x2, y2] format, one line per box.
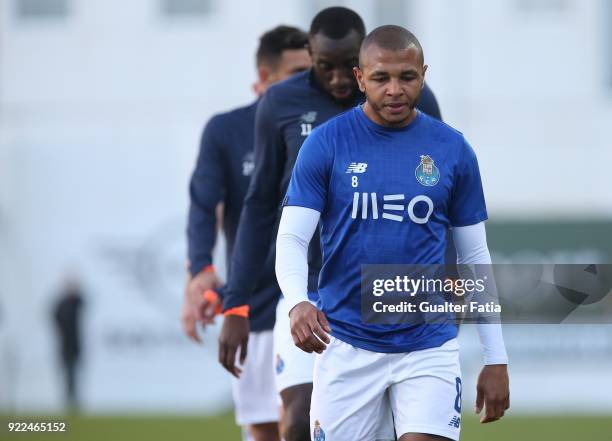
[386, 78, 403, 96]
[329, 69, 350, 87]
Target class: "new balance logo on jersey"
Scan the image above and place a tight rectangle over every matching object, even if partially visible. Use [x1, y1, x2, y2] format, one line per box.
[350, 192, 434, 224]
[301, 111, 317, 123]
[300, 111, 317, 137]
[346, 162, 368, 174]
[242, 152, 254, 177]
[448, 416, 461, 428]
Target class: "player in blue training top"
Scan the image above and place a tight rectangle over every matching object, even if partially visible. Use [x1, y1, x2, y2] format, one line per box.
[183, 26, 310, 441]
[217, 8, 443, 441]
[275, 26, 510, 441]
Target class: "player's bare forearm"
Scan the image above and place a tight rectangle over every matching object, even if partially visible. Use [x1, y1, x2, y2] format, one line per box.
[475, 364, 510, 423]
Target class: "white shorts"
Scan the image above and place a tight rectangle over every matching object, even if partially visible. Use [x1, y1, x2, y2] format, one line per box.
[231, 330, 280, 425]
[311, 337, 462, 441]
[273, 297, 316, 393]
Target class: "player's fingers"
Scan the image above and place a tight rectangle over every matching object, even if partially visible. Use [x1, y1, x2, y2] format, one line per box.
[482, 395, 502, 423]
[292, 319, 315, 352]
[306, 328, 326, 354]
[497, 396, 507, 419]
[290, 327, 306, 351]
[296, 327, 315, 353]
[181, 314, 201, 343]
[201, 315, 215, 325]
[193, 302, 205, 322]
[227, 342, 240, 377]
[480, 405, 495, 423]
[495, 393, 508, 419]
[505, 393, 510, 410]
[290, 328, 301, 346]
[186, 323, 201, 343]
[218, 341, 226, 369]
[300, 341, 314, 353]
[298, 323, 318, 353]
[311, 322, 330, 347]
[475, 386, 484, 414]
[239, 337, 248, 365]
[291, 325, 308, 351]
[219, 340, 238, 378]
[483, 397, 497, 423]
[317, 309, 332, 333]
[202, 303, 214, 320]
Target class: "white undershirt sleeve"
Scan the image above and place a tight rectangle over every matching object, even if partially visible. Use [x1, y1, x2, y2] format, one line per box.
[275, 205, 321, 314]
[453, 222, 509, 365]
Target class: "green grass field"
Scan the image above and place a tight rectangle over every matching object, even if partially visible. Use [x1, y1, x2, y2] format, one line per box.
[2, 413, 612, 441]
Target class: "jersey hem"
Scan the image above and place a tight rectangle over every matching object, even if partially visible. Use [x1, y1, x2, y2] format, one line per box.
[329, 328, 458, 354]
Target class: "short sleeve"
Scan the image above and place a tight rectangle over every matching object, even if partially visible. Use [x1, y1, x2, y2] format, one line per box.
[283, 127, 332, 213]
[449, 138, 488, 227]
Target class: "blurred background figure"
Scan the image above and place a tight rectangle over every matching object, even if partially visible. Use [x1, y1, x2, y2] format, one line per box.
[184, 23, 311, 441]
[53, 275, 84, 412]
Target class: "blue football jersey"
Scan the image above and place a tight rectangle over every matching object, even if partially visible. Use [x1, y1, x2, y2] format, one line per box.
[284, 106, 488, 353]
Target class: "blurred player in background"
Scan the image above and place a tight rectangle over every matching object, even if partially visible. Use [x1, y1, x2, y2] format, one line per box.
[276, 25, 509, 440]
[53, 275, 84, 412]
[217, 7, 442, 441]
[183, 25, 310, 441]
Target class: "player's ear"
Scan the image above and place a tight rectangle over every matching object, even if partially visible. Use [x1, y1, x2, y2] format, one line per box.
[257, 65, 270, 84]
[353, 66, 366, 93]
[421, 64, 428, 89]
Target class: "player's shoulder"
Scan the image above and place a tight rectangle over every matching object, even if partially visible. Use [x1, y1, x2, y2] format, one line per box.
[207, 101, 257, 129]
[420, 112, 467, 144]
[311, 106, 358, 138]
[420, 112, 463, 137]
[263, 70, 311, 104]
[419, 114, 480, 164]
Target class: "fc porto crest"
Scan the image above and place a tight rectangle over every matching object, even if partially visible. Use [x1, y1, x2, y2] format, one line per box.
[313, 420, 326, 441]
[415, 155, 440, 186]
[275, 354, 285, 375]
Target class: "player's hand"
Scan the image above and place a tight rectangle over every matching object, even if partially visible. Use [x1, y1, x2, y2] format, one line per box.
[218, 314, 250, 378]
[186, 269, 221, 323]
[475, 364, 510, 423]
[288, 301, 331, 354]
[181, 297, 203, 343]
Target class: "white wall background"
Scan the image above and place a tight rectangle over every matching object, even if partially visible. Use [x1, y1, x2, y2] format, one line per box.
[1, 0, 611, 414]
